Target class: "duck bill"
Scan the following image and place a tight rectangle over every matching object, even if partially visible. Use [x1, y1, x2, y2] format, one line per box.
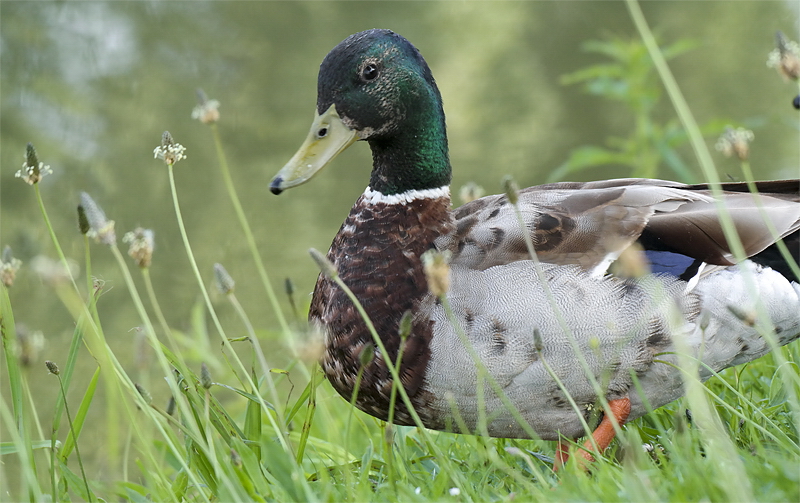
[270, 105, 359, 194]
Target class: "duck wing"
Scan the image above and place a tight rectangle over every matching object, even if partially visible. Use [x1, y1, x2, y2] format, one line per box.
[438, 178, 800, 274]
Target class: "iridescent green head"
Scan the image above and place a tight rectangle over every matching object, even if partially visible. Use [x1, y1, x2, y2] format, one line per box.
[271, 29, 451, 196]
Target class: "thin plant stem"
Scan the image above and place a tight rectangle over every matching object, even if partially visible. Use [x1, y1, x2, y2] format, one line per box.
[385, 340, 407, 489]
[141, 267, 174, 346]
[226, 291, 286, 433]
[108, 245, 198, 428]
[53, 266, 188, 480]
[226, 290, 294, 464]
[34, 190, 112, 469]
[85, 236, 125, 470]
[320, 262, 479, 500]
[105, 245, 233, 503]
[0, 392, 43, 501]
[166, 163, 297, 459]
[165, 162, 251, 388]
[656, 355, 800, 453]
[295, 364, 318, 465]
[33, 184, 82, 298]
[25, 185, 214, 500]
[21, 370, 52, 500]
[122, 426, 133, 485]
[21, 375, 47, 464]
[0, 286, 32, 471]
[209, 124, 295, 349]
[506, 188, 623, 454]
[436, 292, 560, 483]
[385, 342, 405, 429]
[50, 410, 57, 503]
[83, 235, 102, 329]
[626, 0, 800, 455]
[202, 389, 222, 485]
[626, 0, 749, 265]
[53, 372, 93, 502]
[344, 364, 365, 465]
[36, 184, 123, 473]
[68, 251, 211, 500]
[739, 160, 800, 282]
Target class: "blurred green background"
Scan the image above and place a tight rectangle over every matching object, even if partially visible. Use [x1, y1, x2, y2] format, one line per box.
[1, 0, 798, 470]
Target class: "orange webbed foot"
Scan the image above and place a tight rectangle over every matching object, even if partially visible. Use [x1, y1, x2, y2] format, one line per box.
[552, 397, 632, 471]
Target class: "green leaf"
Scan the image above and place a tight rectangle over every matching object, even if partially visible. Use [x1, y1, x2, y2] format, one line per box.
[231, 437, 270, 498]
[260, 440, 303, 501]
[170, 470, 189, 501]
[244, 370, 263, 460]
[60, 366, 100, 460]
[582, 37, 637, 62]
[284, 377, 315, 425]
[52, 324, 86, 434]
[560, 63, 626, 86]
[0, 287, 24, 434]
[57, 458, 94, 502]
[0, 440, 61, 455]
[212, 383, 276, 413]
[117, 482, 152, 503]
[189, 444, 217, 493]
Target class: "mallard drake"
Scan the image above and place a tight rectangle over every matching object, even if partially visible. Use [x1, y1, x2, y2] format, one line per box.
[271, 29, 800, 468]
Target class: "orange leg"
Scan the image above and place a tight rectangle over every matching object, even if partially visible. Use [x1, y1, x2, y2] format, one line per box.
[553, 439, 570, 471]
[552, 397, 632, 471]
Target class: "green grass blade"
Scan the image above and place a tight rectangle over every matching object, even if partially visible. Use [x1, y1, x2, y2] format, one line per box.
[0, 286, 24, 433]
[284, 376, 315, 425]
[57, 458, 95, 502]
[0, 285, 40, 500]
[231, 437, 270, 500]
[244, 371, 263, 460]
[0, 439, 61, 455]
[59, 366, 100, 460]
[50, 324, 86, 434]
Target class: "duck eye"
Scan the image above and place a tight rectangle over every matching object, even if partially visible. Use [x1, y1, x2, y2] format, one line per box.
[361, 63, 379, 81]
[316, 127, 328, 138]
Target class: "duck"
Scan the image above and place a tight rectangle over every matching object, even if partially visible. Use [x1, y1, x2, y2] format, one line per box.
[270, 29, 800, 469]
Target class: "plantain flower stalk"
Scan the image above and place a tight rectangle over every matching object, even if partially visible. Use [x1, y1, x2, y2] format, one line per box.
[192, 88, 220, 124]
[31, 255, 79, 286]
[459, 182, 485, 205]
[213, 263, 235, 295]
[421, 249, 451, 297]
[15, 143, 53, 185]
[715, 126, 754, 161]
[309, 248, 338, 279]
[45, 360, 60, 375]
[200, 362, 212, 390]
[15, 324, 45, 367]
[502, 176, 520, 205]
[767, 31, 800, 81]
[1, 246, 22, 288]
[123, 228, 155, 269]
[134, 383, 152, 405]
[79, 192, 116, 246]
[153, 131, 187, 165]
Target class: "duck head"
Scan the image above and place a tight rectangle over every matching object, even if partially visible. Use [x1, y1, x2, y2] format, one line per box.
[270, 29, 451, 196]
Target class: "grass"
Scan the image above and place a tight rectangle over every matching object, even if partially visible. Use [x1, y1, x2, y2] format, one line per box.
[2, 2, 800, 501]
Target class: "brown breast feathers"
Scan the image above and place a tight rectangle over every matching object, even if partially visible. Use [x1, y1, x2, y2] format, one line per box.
[311, 192, 453, 425]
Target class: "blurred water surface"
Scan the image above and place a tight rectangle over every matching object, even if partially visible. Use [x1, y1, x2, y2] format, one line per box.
[1, 0, 798, 472]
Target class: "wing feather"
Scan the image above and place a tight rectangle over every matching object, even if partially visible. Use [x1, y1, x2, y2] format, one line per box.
[438, 178, 800, 272]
